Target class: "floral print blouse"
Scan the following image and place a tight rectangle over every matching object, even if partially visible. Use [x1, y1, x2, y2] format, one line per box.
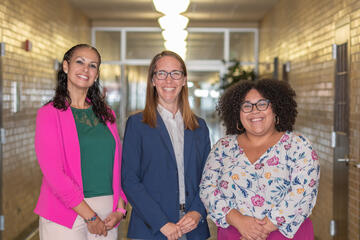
[199, 131, 320, 238]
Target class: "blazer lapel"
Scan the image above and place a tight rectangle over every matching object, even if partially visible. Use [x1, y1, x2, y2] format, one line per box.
[156, 112, 177, 166]
[58, 107, 83, 188]
[184, 128, 194, 174]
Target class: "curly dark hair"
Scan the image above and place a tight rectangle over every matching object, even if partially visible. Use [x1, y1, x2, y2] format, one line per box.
[217, 79, 297, 135]
[50, 43, 115, 123]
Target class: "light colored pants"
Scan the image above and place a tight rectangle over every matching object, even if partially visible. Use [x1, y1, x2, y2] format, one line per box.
[39, 195, 118, 240]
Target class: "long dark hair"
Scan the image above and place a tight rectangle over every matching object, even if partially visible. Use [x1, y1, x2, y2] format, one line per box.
[51, 43, 115, 123]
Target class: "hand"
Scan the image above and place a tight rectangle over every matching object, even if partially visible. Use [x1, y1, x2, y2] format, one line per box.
[226, 209, 269, 240]
[104, 212, 125, 230]
[255, 217, 277, 233]
[176, 211, 201, 234]
[87, 216, 108, 236]
[160, 222, 183, 240]
[236, 215, 269, 240]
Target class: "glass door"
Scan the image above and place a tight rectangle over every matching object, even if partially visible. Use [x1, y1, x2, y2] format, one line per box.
[187, 70, 222, 144]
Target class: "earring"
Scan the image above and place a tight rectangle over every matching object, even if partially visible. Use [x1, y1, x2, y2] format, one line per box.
[236, 122, 244, 132]
[275, 115, 280, 125]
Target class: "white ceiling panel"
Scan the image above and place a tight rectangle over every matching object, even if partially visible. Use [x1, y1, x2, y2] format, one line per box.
[67, 0, 278, 27]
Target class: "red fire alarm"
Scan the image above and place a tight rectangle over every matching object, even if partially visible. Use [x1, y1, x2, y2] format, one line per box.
[25, 40, 32, 51]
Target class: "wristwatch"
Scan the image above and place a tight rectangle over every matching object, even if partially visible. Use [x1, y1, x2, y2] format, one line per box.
[84, 213, 98, 224]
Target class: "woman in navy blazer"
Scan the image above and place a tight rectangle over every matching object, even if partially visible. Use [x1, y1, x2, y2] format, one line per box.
[122, 51, 210, 240]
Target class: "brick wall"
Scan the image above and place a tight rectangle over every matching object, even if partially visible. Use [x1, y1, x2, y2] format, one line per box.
[259, 0, 360, 239]
[0, 0, 90, 239]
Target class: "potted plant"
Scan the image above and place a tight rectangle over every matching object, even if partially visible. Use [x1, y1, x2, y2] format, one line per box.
[220, 59, 256, 90]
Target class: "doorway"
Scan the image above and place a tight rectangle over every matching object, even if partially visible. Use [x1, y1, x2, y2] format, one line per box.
[333, 42, 349, 240]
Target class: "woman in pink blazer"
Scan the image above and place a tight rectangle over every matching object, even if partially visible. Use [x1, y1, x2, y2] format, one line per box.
[34, 44, 127, 240]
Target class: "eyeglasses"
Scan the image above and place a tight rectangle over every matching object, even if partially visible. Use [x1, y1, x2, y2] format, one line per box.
[240, 99, 270, 113]
[153, 70, 184, 80]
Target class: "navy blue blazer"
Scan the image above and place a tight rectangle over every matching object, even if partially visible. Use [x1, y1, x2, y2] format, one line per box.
[122, 112, 210, 239]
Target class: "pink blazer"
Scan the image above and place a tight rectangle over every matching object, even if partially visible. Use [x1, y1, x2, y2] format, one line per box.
[34, 103, 127, 228]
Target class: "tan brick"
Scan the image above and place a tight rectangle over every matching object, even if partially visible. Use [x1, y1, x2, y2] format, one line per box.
[259, 0, 360, 239]
[0, 0, 90, 239]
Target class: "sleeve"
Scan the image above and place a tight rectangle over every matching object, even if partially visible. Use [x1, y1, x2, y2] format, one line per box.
[34, 106, 84, 209]
[121, 116, 169, 234]
[188, 119, 211, 219]
[199, 138, 238, 228]
[109, 110, 128, 204]
[116, 140, 128, 204]
[267, 134, 320, 238]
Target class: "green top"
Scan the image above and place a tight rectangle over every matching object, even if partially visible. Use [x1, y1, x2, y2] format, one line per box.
[71, 106, 115, 198]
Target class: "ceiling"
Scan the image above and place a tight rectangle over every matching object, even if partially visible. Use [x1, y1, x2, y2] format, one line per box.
[67, 0, 279, 28]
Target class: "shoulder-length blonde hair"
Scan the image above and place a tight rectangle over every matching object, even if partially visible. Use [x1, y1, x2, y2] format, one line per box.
[142, 50, 199, 130]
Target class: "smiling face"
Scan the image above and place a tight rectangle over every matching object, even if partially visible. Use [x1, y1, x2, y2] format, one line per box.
[63, 47, 100, 92]
[152, 56, 186, 111]
[240, 88, 276, 136]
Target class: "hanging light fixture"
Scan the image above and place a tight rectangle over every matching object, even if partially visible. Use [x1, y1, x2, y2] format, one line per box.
[153, 0, 190, 59]
[162, 29, 188, 41]
[164, 44, 187, 59]
[164, 40, 187, 52]
[158, 15, 189, 30]
[153, 0, 190, 15]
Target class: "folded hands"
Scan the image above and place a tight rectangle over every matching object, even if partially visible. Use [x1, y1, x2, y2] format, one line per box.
[160, 211, 201, 240]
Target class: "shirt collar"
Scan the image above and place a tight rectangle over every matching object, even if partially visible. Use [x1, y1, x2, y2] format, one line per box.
[157, 104, 181, 120]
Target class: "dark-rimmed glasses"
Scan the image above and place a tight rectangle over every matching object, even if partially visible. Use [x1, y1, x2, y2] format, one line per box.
[153, 70, 184, 80]
[240, 99, 270, 113]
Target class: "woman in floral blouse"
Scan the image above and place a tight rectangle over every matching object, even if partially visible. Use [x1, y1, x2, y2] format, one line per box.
[200, 79, 320, 240]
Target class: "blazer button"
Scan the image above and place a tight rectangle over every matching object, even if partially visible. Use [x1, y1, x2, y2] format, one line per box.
[186, 191, 189, 196]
